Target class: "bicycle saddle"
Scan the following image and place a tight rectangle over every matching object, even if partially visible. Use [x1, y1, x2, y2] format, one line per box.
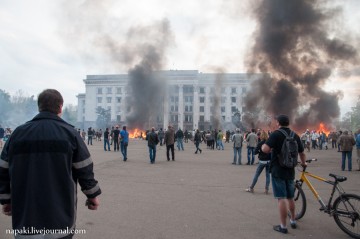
[329, 173, 347, 182]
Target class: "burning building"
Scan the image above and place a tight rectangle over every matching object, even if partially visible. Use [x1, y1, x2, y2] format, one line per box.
[77, 70, 262, 131]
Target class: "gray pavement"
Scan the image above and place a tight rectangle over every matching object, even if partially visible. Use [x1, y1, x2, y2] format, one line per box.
[1, 139, 359, 239]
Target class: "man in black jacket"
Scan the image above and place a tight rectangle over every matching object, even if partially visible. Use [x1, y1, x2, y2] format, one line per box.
[0, 89, 101, 238]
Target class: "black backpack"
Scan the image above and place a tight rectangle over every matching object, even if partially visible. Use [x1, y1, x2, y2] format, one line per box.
[277, 129, 298, 168]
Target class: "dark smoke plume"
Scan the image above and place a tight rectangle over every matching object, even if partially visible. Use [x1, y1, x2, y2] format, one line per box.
[102, 19, 174, 129]
[245, 0, 358, 131]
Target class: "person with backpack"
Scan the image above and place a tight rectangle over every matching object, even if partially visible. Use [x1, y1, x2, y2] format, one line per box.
[245, 130, 271, 193]
[232, 128, 243, 165]
[261, 114, 306, 234]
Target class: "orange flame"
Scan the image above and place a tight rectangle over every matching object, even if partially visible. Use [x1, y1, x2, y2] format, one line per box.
[128, 128, 143, 139]
[317, 123, 331, 136]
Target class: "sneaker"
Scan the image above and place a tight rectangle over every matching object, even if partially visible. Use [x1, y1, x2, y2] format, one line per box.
[245, 187, 254, 193]
[273, 225, 288, 234]
[290, 221, 297, 229]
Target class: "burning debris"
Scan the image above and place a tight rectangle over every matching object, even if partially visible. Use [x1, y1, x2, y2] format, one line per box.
[244, 0, 359, 131]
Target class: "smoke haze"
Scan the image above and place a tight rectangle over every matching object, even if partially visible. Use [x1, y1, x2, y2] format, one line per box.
[244, 0, 359, 131]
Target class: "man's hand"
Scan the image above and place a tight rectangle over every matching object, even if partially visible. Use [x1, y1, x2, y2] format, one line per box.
[2, 204, 12, 216]
[85, 197, 99, 210]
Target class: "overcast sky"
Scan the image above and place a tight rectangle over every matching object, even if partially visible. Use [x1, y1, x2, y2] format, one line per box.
[0, 0, 359, 116]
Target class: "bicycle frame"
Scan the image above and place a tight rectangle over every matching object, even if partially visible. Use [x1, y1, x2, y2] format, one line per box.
[298, 170, 340, 211]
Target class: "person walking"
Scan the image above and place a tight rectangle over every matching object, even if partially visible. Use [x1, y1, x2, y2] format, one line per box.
[338, 130, 356, 171]
[232, 128, 243, 165]
[194, 129, 202, 154]
[262, 114, 306, 234]
[0, 89, 101, 238]
[356, 130, 360, 171]
[146, 127, 159, 164]
[113, 125, 120, 151]
[175, 128, 184, 151]
[104, 127, 111, 151]
[87, 127, 93, 145]
[120, 126, 129, 161]
[164, 125, 175, 161]
[158, 128, 165, 146]
[217, 129, 224, 150]
[246, 130, 271, 194]
[0, 125, 4, 148]
[246, 128, 258, 165]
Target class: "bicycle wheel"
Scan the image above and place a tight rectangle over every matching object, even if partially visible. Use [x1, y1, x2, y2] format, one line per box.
[333, 194, 360, 239]
[289, 182, 306, 220]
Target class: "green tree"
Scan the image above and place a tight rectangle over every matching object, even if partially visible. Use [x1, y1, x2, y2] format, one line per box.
[0, 89, 11, 125]
[62, 104, 77, 126]
[95, 107, 111, 129]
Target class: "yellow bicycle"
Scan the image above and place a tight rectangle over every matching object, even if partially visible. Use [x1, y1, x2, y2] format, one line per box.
[293, 159, 360, 238]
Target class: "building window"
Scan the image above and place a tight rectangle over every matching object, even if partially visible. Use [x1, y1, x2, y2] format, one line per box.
[107, 87, 112, 94]
[231, 97, 236, 103]
[221, 106, 225, 113]
[97, 97, 102, 103]
[231, 106, 237, 113]
[199, 87, 205, 94]
[183, 86, 194, 93]
[185, 105, 193, 112]
[107, 106, 111, 111]
[117, 115, 121, 121]
[199, 106, 204, 112]
[171, 115, 178, 122]
[199, 116, 204, 122]
[107, 97, 112, 103]
[82, 100, 85, 105]
[184, 96, 193, 103]
[97, 88, 103, 94]
[231, 87, 237, 94]
[116, 87, 122, 94]
[116, 97, 121, 103]
[221, 97, 226, 104]
[185, 115, 193, 122]
[117, 106, 121, 113]
[199, 97, 205, 103]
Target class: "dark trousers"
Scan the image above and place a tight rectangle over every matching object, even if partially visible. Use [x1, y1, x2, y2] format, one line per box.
[114, 139, 119, 151]
[166, 144, 175, 160]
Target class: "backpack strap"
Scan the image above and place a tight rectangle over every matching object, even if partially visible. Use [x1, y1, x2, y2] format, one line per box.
[277, 128, 289, 137]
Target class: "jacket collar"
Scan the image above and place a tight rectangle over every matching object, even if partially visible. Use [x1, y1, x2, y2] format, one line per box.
[31, 111, 67, 124]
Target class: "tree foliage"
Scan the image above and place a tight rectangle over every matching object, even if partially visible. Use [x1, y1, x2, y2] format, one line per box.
[340, 96, 360, 133]
[95, 107, 111, 129]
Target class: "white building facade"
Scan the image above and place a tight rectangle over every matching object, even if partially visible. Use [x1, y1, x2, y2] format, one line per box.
[77, 70, 261, 131]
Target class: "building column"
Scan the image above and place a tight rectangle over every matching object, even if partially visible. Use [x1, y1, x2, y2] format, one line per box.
[225, 87, 232, 123]
[193, 85, 199, 130]
[205, 86, 211, 122]
[163, 88, 169, 129]
[178, 84, 184, 130]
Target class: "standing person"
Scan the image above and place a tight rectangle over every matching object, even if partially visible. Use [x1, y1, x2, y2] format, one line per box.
[104, 128, 111, 151]
[0, 89, 101, 238]
[146, 127, 159, 164]
[262, 114, 306, 234]
[194, 129, 202, 154]
[120, 126, 129, 161]
[246, 130, 271, 194]
[164, 125, 175, 161]
[246, 129, 258, 165]
[0, 125, 4, 148]
[110, 126, 115, 145]
[87, 127, 93, 145]
[217, 129, 224, 150]
[158, 128, 165, 146]
[225, 130, 231, 143]
[175, 128, 184, 151]
[232, 128, 243, 165]
[338, 130, 356, 171]
[113, 125, 120, 151]
[81, 129, 86, 141]
[356, 130, 360, 171]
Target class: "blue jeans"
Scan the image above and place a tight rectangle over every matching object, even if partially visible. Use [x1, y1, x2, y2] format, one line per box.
[271, 176, 295, 199]
[217, 140, 224, 150]
[233, 147, 242, 164]
[148, 145, 156, 163]
[250, 162, 270, 190]
[88, 136, 92, 145]
[104, 138, 110, 151]
[341, 151, 352, 171]
[247, 147, 255, 164]
[177, 138, 184, 150]
[121, 142, 128, 160]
